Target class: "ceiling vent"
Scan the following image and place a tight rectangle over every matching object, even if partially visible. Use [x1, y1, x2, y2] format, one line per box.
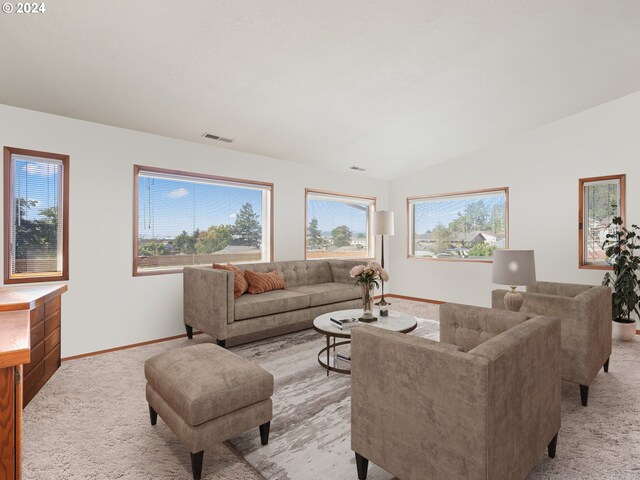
[349, 166, 366, 172]
[202, 133, 234, 143]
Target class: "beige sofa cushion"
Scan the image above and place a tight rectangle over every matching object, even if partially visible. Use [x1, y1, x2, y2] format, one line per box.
[144, 344, 273, 427]
[289, 282, 360, 307]
[234, 289, 310, 321]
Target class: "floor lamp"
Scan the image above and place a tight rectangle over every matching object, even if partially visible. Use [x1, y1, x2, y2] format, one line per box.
[373, 210, 394, 316]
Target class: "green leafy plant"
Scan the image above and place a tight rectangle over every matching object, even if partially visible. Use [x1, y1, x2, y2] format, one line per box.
[602, 216, 640, 324]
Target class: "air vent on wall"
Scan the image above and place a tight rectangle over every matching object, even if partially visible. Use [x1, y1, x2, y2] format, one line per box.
[350, 166, 366, 172]
[202, 133, 234, 143]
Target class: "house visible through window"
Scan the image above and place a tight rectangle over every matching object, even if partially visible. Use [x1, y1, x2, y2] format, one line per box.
[4, 147, 69, 283]
[134, 166, 273, 275]
[408, 188, 508, 261]
[305, 189, 376, 260]
[579, 174, 626, 269]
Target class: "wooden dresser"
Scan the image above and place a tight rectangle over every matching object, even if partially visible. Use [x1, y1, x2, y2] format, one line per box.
[0, 284, 66, 479]
[0, 310, 30, 480]
[0, 285, 68, 407]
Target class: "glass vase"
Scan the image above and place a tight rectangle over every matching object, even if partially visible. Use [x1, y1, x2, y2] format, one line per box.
[360, 284, 376, 322]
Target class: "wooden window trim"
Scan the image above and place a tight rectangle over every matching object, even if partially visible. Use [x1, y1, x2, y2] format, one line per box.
[578, 174, 626, 270]
[406, 187, 510, 263]
[3, 146, 70, 284]
[133, 165, 274, 277]
[304, 188, 378, 261]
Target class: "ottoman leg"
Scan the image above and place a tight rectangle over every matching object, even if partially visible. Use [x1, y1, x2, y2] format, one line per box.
[149, 405, 157, 426]
[191, 451, 204, 480]
[259, 421, 271, 445]
[185, 324, 193, 339]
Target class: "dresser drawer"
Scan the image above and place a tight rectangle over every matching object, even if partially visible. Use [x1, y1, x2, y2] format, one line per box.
[31, 321, 45, 347]
[24, 361, 45, 398]
[44, 327, 61, 353]
[45, 311, 61, 337]
[44, 345, 61, 382]
[24, 341, 45, 377]
[31, 304, 45, 327]
[45, 295, 61, 317]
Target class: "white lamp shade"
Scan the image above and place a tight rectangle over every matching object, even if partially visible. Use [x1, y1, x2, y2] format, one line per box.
[372, 211, 394, 236]
[492, 250, 536, 286]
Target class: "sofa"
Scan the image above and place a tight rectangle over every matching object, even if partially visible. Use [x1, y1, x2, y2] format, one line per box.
[351, 303, 561, 480]
[184, 259, 364, 346]
[492, 281, 611, 406]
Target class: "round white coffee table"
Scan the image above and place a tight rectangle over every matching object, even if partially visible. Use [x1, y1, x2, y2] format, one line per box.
[313, 309, 417, 375]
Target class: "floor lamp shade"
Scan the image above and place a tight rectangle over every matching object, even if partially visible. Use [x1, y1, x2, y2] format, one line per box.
[492, 250, 536, 286]
[372, 211, 394, 236]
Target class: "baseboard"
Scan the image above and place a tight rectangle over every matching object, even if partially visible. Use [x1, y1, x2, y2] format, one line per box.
[62, 331, 202, 362]
[384, 293, 445, 305]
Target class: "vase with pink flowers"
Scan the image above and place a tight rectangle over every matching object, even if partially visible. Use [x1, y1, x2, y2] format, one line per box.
[350, 261, 389, 322]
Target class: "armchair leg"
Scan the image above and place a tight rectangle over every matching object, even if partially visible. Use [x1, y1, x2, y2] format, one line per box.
[580, 385, 589, 407]
[547, 433, 558, 458]
[216, 339, 226, 348]
[148, 404, 157, 426]
[191, 451, 204, 480]
[355, 452, 369, 480]
[604, 357, 610, 373]
[259, 421, 271, 445]
[185, 324, 193, 339]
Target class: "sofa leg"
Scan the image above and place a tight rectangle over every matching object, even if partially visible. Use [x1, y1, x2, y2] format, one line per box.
[216, 339, 226, 348]
[185, 324, 193, 340]
[580, 385, 589, 407]
[604, 357, 610, 373]
[355, 452, 369, 480]
[547, 433, 558, 458]
[191, 451, 204, 480]
[259, 421, 271, 445]
[149, 404, 157, 426]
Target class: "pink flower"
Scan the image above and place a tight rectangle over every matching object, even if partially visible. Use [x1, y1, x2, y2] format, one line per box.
[369, 261, 382, 271]
[380, 269, 389, 282]
[350, 265, 365, 277]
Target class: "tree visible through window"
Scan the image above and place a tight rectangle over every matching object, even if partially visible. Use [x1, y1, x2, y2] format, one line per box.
[408, 188, 508, 261]
[4, 147, 69, 283]
[579, 175, 625, 269]
[134, 166, 272, 275]
[305, 190, 376, 260]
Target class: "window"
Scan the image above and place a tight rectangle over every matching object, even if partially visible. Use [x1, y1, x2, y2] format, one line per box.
[305, 189, 376, 260]
[408, 187, 508, 261]
[4, 147, 69, 283]
[134, 166, 273, 275]
[579, 174, 626, 269]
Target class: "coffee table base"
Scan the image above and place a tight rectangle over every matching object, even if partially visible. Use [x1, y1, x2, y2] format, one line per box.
[318, 337, 351, 376]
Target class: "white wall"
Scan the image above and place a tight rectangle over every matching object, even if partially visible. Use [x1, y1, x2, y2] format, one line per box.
[0, 104, 389, 357]
[388, 91, 640, 308]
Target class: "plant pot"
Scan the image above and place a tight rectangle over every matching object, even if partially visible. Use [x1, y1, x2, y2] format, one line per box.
[612, 321, 636, 341]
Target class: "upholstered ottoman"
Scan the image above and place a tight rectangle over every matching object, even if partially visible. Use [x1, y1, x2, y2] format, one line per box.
[145, 344, 273, 480]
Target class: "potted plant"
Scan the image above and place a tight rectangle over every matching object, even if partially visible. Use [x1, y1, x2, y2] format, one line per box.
[602, 216, 639, 341]
[350, 262, 389, 322]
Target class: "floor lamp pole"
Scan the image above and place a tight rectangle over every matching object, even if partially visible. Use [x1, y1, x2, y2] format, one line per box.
[376, 234, 389, 316]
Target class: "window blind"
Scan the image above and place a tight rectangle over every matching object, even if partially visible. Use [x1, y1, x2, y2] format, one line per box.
[9, 154, 64, 278]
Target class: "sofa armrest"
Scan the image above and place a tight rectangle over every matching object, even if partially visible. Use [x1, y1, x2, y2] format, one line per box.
[183, 266, 234, 341]
[468, 316, 561, 479]
[440, 302, 530, 352]
[351, 326, 490, 479]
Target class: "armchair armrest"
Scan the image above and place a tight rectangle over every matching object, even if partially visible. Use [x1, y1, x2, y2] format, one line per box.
[183, 266, 234, 340]
[440, 303, 530, 352]
[351, 326, 490, 479]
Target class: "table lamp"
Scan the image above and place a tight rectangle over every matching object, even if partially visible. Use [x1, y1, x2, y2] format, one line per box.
[491, 249, 536, 312]
[372, 210, 394, 316]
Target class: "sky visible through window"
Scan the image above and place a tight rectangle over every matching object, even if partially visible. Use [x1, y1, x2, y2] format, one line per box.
[14, 157, 60, 222]
[413, 193, 506, 234]
[138, 176, 263, 239]
[307, 198, 369, 236]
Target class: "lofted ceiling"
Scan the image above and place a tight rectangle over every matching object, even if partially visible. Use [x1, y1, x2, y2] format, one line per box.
[1, 0, 639, 179]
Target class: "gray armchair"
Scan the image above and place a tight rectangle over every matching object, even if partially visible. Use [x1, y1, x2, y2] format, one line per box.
[351, 304, 561, 480]
[493, 281, 612, 406]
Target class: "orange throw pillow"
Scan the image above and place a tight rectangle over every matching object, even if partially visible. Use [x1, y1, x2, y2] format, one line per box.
[213, 263, 248, 298]
[244, 270, 286, 294]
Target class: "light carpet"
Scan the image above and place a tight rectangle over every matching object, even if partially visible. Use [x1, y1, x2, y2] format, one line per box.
[23, 312, 640, 479]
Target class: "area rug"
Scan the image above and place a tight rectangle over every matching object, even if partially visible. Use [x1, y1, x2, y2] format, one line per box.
[22, 314, 640, 479]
